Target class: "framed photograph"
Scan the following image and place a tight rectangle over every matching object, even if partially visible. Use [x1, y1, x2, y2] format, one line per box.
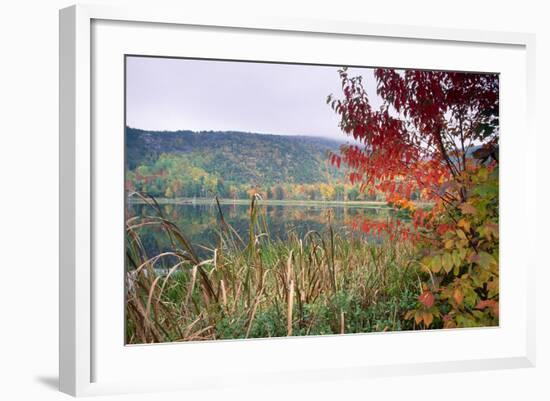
[59, 4, 536, 396]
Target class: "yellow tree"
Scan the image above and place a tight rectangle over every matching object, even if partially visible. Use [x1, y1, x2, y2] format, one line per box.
[319, 183, 335, 201]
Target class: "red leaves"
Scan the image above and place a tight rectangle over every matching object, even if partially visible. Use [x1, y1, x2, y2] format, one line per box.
[436, 223, 453, 236]
[359, 219, 388, 236]
[418, 290, 435, 308]
[329, 68, 498, 211]
[329, 67, 499, 260]
[349, 216, 413, 243]
[328, 152, 341, 169]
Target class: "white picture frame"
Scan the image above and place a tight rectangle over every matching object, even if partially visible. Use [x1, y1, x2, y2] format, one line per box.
[59, 4, 536, 397]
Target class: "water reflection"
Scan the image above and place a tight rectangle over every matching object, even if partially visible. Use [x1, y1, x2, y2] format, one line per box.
[127, 202, 397, 258]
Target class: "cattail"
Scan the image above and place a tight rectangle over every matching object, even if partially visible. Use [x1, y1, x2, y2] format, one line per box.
[287, 279, 294, 336]
[220, 279, 227, 308]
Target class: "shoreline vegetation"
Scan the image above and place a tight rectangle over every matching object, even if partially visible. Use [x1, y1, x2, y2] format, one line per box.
[125, 195, 421, 344]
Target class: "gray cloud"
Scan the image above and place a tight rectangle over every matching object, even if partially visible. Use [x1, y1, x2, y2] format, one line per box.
[126, 56, 379, 141]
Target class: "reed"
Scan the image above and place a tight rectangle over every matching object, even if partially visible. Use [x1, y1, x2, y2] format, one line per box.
[125, 193, 420, 344]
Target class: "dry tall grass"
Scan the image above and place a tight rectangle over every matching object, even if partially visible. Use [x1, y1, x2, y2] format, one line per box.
[125, 193, 420, 344]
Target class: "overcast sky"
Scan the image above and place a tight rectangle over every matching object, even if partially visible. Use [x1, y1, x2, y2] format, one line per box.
[126, 56, 380, 141]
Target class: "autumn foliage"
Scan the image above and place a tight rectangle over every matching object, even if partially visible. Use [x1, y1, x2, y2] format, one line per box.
[328, 67, 499, 329]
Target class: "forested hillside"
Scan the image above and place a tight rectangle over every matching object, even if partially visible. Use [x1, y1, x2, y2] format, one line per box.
[125, 127, 366, 200]
[126, 127, 344, 181]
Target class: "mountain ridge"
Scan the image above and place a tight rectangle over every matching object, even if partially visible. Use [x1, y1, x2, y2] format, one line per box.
[125, 127, 346, 192]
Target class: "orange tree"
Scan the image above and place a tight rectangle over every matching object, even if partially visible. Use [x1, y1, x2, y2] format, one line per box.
[328, 67, 499, 329]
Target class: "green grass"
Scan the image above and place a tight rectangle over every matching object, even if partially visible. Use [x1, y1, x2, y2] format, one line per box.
[125, 193, 422, 344]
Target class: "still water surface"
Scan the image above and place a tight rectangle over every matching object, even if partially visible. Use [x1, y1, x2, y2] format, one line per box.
[127, 201, 400, 258]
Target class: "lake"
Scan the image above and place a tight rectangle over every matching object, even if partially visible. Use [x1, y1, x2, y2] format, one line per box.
[127, 200, 404, 259]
